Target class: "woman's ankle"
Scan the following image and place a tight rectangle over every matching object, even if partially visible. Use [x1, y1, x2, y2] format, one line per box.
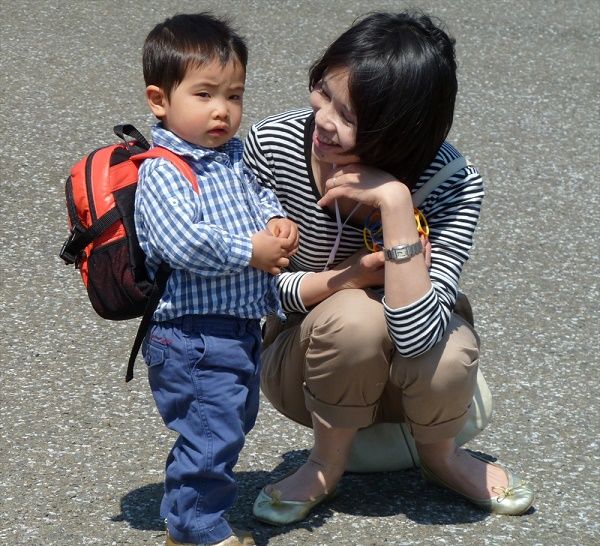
[306, 456, 345, 490]
[266, 458, 340, 501]
[416, 438, 459, 470]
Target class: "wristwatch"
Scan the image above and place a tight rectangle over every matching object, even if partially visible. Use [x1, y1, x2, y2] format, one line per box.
[383, 240, 423, 263]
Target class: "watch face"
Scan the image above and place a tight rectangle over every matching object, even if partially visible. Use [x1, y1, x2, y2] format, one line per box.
[392, 247, 409, 260]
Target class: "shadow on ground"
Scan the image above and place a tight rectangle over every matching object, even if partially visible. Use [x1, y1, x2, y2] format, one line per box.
[112, 449, 530, 544]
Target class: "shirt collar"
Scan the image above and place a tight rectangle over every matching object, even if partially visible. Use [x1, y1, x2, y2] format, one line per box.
[151, 123, 242, 162]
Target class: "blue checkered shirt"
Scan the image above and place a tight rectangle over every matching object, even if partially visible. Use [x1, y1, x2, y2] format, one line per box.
[134, 125, 285, 321]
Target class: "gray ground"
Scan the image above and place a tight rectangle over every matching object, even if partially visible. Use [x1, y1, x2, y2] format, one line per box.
[1, 1, 598, 545]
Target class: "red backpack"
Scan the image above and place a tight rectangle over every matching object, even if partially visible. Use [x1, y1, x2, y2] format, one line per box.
[60, 124, 198, 381]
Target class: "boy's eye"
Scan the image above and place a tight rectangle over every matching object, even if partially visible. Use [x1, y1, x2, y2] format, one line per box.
[196, 92, 210, 98]
[229, 94, 242, 101]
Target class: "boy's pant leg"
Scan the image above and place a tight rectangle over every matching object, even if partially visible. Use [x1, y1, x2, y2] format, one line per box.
[143, 315, 261, 545]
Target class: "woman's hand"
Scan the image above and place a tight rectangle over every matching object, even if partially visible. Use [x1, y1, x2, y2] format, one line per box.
[334, 248, 385, 289]
[334, 235, 430, 291]
[317, 164, 411, 211]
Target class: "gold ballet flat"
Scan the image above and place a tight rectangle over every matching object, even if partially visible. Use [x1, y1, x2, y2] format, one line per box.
[421, 452, 535, 516]
[252, 485, 338, 525]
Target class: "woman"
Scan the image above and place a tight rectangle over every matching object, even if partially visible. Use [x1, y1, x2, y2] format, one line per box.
[244, 11, 534, 523]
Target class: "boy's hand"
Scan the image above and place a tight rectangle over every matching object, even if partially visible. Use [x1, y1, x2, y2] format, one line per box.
[250, 230, 290, 275]
[267, 217, 299, 256]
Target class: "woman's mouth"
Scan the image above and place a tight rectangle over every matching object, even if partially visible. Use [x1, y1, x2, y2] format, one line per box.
[313, 130, 339, 150]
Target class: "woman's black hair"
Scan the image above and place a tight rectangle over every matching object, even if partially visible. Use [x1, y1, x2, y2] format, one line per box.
[143, 13, 247, 98]
[309, 11, 457, 188]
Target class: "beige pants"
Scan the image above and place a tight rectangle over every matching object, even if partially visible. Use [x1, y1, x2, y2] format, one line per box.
[261, 289, 480, 444]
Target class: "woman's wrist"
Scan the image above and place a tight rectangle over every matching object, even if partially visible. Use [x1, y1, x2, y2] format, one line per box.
[379, 185, 419, 247]
[298, 267, 351, 307]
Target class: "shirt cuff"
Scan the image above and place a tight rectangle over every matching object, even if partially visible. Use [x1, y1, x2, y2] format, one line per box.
[382, 285, 436, 316]
[226, 235, 254, 269]
[276, 271, 314, 313]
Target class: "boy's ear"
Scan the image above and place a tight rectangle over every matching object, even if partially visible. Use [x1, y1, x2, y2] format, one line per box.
[146, 85, 168, 118]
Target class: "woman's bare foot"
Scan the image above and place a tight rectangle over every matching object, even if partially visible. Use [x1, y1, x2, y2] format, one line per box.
[265, 457, 345, 501]
[417, 439, 509, 499]
[266, 413, 357, 501]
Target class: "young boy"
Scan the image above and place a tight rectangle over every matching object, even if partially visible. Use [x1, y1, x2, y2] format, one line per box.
[135, 13, 298, 546]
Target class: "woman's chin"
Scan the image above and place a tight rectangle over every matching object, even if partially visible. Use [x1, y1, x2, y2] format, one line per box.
[312, 144, 358, 166]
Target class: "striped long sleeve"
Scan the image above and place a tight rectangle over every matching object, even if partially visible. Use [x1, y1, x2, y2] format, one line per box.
[244, 110, 483, 355]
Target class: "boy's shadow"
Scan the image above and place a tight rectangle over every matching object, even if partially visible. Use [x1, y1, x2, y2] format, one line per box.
[113, 449, 529, 544]
[112, 449, 333, 544]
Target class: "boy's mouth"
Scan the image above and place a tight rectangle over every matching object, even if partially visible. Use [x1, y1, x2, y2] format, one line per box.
[208, 126, 228, 137]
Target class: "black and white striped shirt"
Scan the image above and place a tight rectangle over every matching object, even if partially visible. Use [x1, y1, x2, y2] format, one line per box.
[244, 109, 484, 356]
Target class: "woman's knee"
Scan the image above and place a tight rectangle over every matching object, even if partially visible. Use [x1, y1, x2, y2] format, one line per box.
[296, 291, 393, 413]
[303, 289, 393, 370]
[390, 314, 480, 395]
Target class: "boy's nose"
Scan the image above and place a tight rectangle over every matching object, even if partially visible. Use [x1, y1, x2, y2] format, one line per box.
[212, 100, 228, 119]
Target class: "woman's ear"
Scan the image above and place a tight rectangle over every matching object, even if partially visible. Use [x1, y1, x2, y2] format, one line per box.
[146, 85, 167, 118]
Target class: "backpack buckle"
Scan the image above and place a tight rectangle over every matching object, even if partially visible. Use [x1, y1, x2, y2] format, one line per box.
[59, 225, 85, 265]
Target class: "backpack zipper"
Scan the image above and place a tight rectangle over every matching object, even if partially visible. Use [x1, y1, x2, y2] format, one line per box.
[85, 149, 98, 222]
[65, 176, 82, 231]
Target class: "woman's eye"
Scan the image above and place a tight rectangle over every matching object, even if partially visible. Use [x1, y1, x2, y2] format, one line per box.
[315, 83, 329, 99]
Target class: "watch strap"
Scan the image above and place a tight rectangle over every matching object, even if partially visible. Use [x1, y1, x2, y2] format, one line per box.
[383, 240, 423, 262]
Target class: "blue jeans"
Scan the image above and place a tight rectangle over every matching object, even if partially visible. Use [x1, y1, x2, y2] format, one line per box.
[142, 314, 262, 544]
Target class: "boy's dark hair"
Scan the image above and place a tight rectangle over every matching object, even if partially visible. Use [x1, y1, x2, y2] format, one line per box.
[143, 13, 248, 99]
[309, 11, 457, 188]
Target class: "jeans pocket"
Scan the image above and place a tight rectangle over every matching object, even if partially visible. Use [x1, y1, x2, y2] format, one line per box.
[143, 343, 166, 368]
[189, 332, 209, 371]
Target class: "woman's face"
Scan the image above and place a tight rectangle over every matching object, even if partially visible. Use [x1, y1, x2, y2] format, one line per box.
[309, 67, 359, 165]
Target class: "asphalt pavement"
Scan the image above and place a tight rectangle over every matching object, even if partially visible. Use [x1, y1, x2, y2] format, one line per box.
[1, 1, 598, 545]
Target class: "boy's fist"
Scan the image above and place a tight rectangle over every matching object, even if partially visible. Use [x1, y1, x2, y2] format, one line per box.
[267, 217, 299, 256]
[250, 230, 290, 275]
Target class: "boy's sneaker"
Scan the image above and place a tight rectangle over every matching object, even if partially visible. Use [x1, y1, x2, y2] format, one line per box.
[166, 527, 255, 546]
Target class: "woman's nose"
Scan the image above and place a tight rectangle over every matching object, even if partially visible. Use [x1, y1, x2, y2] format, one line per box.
[315, 105, 335, 132]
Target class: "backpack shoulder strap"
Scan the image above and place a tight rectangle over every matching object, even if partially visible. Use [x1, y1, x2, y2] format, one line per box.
[125, 262, 171, 382]
[411, 156, 470, 208]
[132, 147, 199, 193]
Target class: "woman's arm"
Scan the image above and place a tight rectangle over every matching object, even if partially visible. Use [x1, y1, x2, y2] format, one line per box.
[296, 249, 386, 307]
[318, 165, 431, 308]
[319, 161, 483, 356]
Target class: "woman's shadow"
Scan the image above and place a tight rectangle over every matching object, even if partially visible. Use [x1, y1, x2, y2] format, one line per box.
[113, 449, 524, 544]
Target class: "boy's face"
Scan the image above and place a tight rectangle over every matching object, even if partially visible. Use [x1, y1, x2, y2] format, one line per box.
[148, 58, 245, 149]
